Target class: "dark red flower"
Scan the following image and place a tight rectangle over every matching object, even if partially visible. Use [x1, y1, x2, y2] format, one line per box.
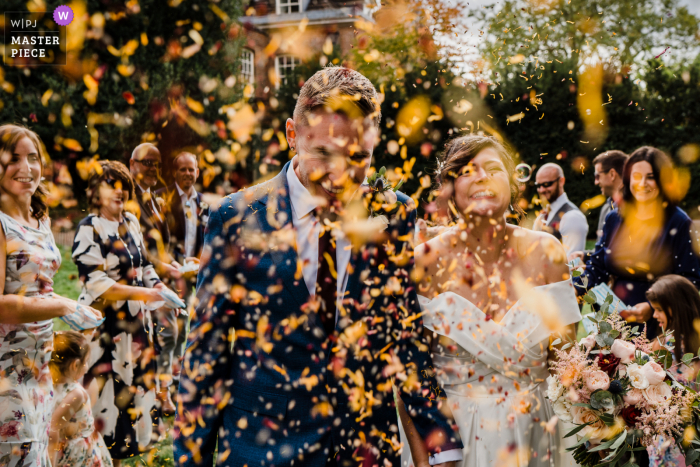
[596, 353, 621, 377]
[621, 406, 640, 426]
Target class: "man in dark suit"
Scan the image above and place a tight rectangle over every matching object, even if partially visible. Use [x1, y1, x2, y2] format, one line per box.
[174, 67, 462, 467]
[130, 142, 179, 414]
[157, 151, 210, 382]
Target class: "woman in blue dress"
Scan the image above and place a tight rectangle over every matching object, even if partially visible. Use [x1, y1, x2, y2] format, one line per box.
[575, 146, 700, 338]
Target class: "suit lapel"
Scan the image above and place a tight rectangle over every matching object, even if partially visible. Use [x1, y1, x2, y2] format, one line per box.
[256, 163, 310, 310]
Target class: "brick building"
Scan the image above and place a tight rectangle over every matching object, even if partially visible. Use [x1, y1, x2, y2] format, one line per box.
[240, 0, 376, 97]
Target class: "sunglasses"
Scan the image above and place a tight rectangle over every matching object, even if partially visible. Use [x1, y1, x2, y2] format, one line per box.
[136, 159, 161, 169]
[534, 178, 560, 189]
[594, 169, 611, 181]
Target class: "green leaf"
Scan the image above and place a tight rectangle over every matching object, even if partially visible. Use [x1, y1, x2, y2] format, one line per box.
[572, 269, 582, 277]
[600, 322, 612, 333]
[584, 291, 597, 304]
[393, 179, 404, 192]
[551, 338, 562, 346]
[609, 330, 620, 339]
[605, 293, 614, 305]
[683, 353, 695, 366]
[379, 166, 386, 176]
[561, 343, 572, 350]
[564, 422, 592, 438]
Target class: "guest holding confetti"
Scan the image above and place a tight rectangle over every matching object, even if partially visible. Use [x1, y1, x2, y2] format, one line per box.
[574, 146, 700, 339]
[72, 160, 179, 466]
[0, 124, 101, 467]
[48, 331, 112, 467]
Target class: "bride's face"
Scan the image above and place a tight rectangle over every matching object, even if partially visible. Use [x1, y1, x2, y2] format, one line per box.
[452, 147, 511, 218]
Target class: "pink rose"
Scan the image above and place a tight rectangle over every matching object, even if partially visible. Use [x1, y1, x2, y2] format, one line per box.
[643, 383, 672, 406]
[623, 388, 643, 405]
[611, 339, 636, 363]
[642, 361, 666, 385]
[579, 334, 597, 350]
[571, 405, 603, 427]
[585, 370, 610, 392]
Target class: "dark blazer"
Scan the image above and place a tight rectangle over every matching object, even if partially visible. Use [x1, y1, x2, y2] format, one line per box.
[174, 161, 462, 467]
[156, 184, 210, 264]
[134, 184, 170, 259]
[575, 206, 700, 338]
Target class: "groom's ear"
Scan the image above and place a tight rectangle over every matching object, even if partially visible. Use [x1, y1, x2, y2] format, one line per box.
[285, 118, 297, 152]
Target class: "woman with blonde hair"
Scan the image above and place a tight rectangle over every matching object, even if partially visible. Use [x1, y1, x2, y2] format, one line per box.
[0, 124, 101, 466]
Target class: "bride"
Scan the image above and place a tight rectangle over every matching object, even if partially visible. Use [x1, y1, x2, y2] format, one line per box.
[400, 135, 581, 467]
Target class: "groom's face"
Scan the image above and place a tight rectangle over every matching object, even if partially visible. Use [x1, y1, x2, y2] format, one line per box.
[287, 111, 377, 206]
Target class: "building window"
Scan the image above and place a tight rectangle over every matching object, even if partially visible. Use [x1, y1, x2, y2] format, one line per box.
[276, 0, 300, 14]
[275, 55, 299, 87]
[241, 49, 254, 84]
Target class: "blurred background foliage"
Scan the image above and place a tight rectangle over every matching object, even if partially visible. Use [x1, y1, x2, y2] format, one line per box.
[1, 0, 245, 212]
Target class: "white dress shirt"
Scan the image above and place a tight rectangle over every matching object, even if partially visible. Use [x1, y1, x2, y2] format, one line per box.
[176, 183, 198, 258]
[287, 159, 462, 466]
[287, 160, 351, 318]
[535, 192, 589, 257]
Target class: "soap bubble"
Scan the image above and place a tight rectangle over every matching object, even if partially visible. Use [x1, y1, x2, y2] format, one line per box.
[515, 163, 532, 183]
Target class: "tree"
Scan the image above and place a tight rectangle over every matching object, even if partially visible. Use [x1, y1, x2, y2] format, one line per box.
[472, 0, 699, 78]
[0, 0, 245, 204]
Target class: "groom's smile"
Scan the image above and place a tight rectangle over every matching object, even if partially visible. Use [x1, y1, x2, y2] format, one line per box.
[286, 110, 377, 206]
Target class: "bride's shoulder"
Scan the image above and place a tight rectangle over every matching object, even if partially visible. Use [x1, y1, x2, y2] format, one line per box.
[508, 225, 570, 281]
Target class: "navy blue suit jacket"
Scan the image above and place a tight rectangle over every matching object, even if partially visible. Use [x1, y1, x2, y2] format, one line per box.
[174, 162, 462, 466]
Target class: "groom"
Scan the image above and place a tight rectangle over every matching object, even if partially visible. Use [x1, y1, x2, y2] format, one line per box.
[174, 67, 462, 467]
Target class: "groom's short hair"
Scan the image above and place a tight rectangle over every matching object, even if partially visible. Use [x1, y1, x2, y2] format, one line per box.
[293, 66, 381, 129]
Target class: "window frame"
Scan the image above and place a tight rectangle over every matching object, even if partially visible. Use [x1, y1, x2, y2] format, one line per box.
[275, 55, 300, 88]
[241, 48, 255, 84]
[276, 0, 301, 14]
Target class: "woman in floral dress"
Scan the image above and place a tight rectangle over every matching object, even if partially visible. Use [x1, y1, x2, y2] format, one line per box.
[72, 161, 178, 466]
[0, 124, 102, 467]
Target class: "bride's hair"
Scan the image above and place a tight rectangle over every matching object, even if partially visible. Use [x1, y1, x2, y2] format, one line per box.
[437, 135, 524, 219]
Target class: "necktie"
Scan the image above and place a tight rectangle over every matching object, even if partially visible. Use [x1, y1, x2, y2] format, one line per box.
[316, 216, 337, 337]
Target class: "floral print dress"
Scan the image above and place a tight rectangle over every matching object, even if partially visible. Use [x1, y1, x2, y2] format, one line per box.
[72, 213, 161, 460]
[52, 382, 112, 467]
[0, 212, 61, 467]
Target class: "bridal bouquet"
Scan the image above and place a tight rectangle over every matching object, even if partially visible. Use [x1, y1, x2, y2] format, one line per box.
[547, 292, 700, 467]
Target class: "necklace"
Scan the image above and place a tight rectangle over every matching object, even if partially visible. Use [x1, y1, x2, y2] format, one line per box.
[107, 215, 142, 284]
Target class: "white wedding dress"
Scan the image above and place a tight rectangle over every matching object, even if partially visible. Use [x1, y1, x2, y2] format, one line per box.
[400, 280, 581, 467]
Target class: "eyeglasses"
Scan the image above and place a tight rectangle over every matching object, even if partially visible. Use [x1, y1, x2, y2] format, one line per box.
[135, 159, 161, 169]
[534, 178, 560, 189]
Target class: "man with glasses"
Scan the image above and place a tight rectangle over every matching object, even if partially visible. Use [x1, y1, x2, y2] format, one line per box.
[532, 162, 588, 259]
[592, 150, 628, 240]
[129, 142, 179, 415]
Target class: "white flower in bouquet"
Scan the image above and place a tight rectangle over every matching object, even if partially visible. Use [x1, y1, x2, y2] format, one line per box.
[552, 400, 573, 422]
[585, 370, 610, 392]
[610, 339, 636, 363]
[627, 363, 650, 390]
[579, 333, 597, 350]
[641, 361, 666, 385]
[643, 383, 672, 406]
[546, 375, 564, 401]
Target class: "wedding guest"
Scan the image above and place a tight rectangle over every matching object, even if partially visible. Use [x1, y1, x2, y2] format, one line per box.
[72, 160, 177, 465]
[129, 143, 178, 413]
[406, 135, 581, 466]
[0, 124, 101, 467]
[49, 331, 112, 467]
[574, 147, 700, 339]
[175, 67, 462, 467]
[156, 151, 210, 380]
[592, 150, 628, 239]
[532, 162, 589, 259]
[647, 275, 700, 361]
